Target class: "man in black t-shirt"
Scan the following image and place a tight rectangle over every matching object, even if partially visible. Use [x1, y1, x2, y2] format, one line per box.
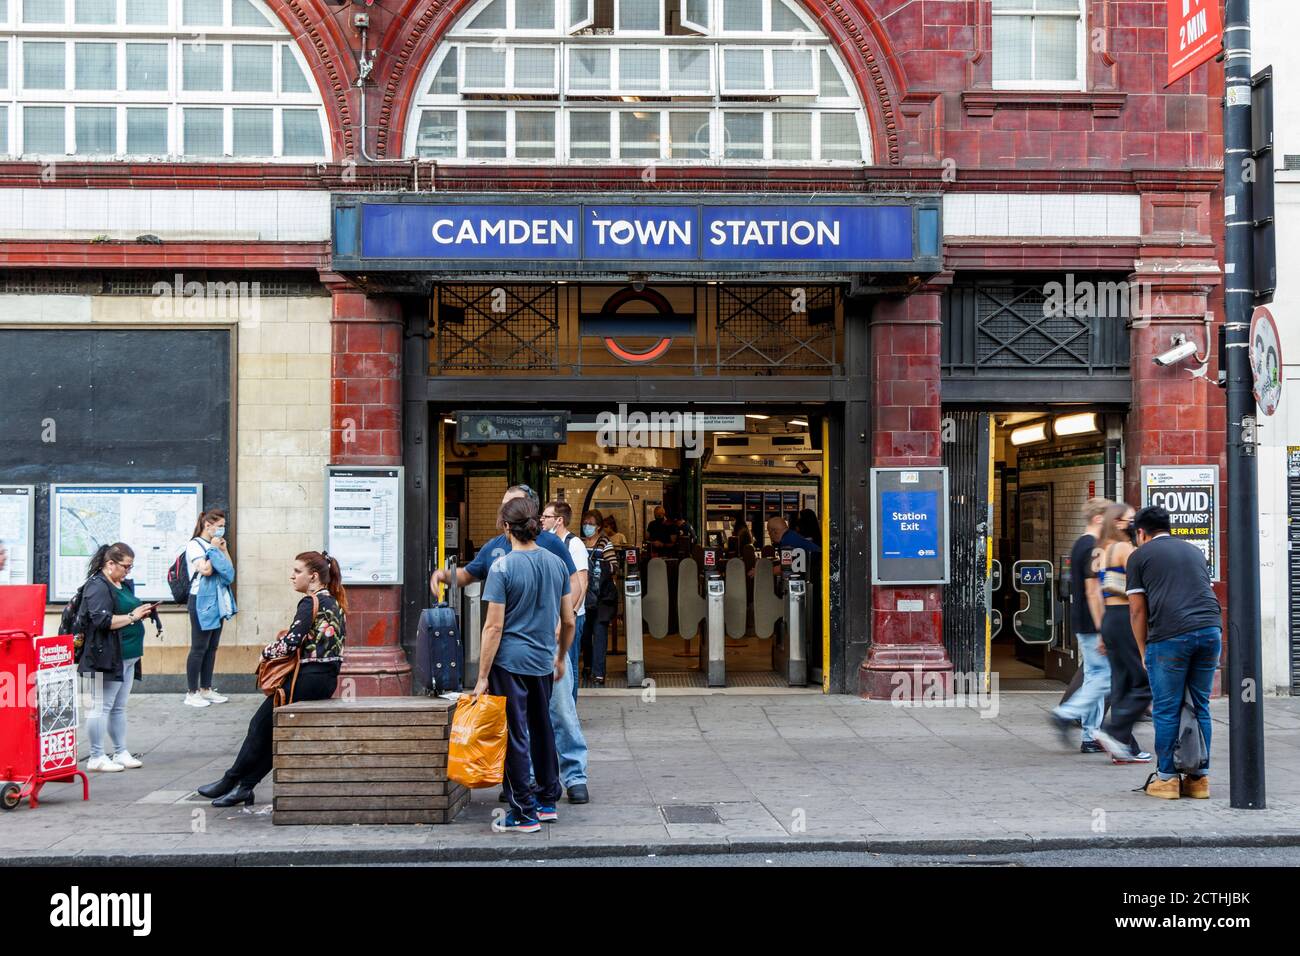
[1126, 506, 1222, 800]
[1050, 498, 1112, 753]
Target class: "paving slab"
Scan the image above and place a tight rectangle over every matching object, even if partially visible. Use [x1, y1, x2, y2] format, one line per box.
[2, 691, 1299, 863]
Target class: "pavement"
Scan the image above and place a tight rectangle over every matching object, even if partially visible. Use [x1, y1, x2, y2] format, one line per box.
[4, 689, 1300, 864]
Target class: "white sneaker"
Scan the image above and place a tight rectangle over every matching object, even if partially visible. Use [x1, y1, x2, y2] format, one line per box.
[111, 751, 142, 769]
[199, 688, 228, 704]
[87, 756, 123, 773]
[184, 692, 211, 708]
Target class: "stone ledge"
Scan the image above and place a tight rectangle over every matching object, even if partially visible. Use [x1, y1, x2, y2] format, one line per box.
[962, 90, 1128, 119]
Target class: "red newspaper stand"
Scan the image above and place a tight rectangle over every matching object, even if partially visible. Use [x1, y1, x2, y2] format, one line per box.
[0, 584, 88, 809]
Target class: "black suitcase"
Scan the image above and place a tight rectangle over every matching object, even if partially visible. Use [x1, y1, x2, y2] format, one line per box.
[415, 603, 463, 694]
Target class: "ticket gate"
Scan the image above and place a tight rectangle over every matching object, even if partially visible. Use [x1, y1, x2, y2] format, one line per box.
[623, 548, 645, 687]
[703, 550, 725, 687]
[772, 548, 808, 687]
[462, 578, 482, 679]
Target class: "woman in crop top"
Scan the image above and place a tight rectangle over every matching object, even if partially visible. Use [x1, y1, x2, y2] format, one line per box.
[1091, 503, 1152, 764]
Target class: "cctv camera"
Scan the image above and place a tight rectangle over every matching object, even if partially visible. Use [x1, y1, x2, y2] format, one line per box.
[1153, 337, 1199, 367]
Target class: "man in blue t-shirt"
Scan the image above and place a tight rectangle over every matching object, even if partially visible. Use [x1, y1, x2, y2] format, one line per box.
[766, 516, 820, 555]
[431, 484, 591, 805]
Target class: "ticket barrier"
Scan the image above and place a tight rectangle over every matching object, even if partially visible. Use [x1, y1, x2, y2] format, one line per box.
[703, 550, 725, 687]
[772, 549, 808, 687]
[462, 576, 482, 681]
[622, 549, 645, 687]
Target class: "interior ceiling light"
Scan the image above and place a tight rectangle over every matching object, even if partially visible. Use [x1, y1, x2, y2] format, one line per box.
[443, 418, 456, 425]
[789, 419, 809, 427]
[1009, 422, 1049, 446]
[1053, 412, 1100, 437]
[745, 414, 770, 420]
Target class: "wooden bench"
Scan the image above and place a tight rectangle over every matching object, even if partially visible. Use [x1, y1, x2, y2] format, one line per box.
[272, 697, 469, 826]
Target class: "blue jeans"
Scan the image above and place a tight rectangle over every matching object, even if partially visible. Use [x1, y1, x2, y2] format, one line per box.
[86, 656, 139, 758]
[1055, 633, 1110, 741]
[1145, 626, 1221, 779]
[569, 615, 583, 707]
[548, 663, 588, 788]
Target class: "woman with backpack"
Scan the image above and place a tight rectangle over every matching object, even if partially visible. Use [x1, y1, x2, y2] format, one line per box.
[184, 508, 237, 709]
[79, 542, 161, 773]
[580, 510, 617, 686]
[197, 551, 347, 808]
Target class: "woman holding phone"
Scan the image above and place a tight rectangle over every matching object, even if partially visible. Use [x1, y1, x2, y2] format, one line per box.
[185, 508, 235, 708]
[79, 542, 160, 773]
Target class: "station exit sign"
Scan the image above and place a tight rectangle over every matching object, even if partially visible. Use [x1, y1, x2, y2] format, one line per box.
[1166, 0, 1223, 87]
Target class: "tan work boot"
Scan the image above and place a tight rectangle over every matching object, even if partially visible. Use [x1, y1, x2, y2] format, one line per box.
[1143, 774, 1181, 800]
[1180, 775, 1210, 799]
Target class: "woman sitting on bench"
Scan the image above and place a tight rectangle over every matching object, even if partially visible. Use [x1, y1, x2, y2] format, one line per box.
[198, 551, 348, 808]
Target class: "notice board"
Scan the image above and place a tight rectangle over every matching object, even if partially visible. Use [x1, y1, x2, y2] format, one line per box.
[870, 467, 950, 585]
[0, 328, 231, 598]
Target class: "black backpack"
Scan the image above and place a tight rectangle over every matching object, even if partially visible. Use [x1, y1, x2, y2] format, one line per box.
[567, 534, 601, 612]
[60, 579, 93, 659]
[166, 538, 202, 603]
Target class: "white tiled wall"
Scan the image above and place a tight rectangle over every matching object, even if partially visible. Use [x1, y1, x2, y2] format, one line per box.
[944, 193, 1142, 238]
[0, 189, 331, 241]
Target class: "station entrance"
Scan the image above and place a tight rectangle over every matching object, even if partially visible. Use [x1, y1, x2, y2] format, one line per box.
[406, 280, 857, 693]
[943, 407, 1126, 691]
[436, 403, 830, 690]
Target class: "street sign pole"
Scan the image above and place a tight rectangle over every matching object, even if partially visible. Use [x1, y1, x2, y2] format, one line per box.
[1223, 0, 1266, 809]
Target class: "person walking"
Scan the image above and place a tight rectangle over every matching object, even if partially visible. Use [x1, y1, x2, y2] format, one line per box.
[1125, 506, 1223, 799]
[580, 509, 617, 686]
[184, 508, 236, 709]
[197, 551, 347, 808]
[431, 485, 590, 804]
[470, 495, 576, 833]
[1049, 497, 1112, 753]
[79, 543, 160, 773]
[542, 501, 587, 708]
[1090, 503, 1152, 765]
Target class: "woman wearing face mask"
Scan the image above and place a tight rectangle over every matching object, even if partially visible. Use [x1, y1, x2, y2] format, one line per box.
[579, 510, 617, 685]
[1091, 503, 1153, 765]
[184, 508, 236, 708]
[198, 551, 347, 808]
[79, 542, 161, 772]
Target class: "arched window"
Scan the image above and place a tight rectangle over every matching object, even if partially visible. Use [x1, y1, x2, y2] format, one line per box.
[1, 0, 329, 159]
[406, 0, 872, 164]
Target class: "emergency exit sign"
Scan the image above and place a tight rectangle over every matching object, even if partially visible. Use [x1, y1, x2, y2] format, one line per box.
[1166, 0, 1223, 86]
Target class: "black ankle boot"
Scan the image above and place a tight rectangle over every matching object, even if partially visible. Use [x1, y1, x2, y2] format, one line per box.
[212, 784, 255, 808]
[197, 776, 236, 799]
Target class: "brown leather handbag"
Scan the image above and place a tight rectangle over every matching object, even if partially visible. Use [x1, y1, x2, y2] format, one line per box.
[256, 593, 317, 707]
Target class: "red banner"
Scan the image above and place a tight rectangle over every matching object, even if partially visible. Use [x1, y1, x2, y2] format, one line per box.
[1167, 0, 1224, 86]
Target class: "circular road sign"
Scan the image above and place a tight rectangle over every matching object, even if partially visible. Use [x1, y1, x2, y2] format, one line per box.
[1250, 306, 1283, 416]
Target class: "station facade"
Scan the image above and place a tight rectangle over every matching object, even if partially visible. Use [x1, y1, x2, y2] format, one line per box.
[0, 0, 1235, 697]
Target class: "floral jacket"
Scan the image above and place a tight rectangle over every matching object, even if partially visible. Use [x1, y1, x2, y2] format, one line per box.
[262, 590, 345, 664]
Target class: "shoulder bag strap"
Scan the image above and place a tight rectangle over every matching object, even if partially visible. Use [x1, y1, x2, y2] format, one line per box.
[285, 592, 317, 706]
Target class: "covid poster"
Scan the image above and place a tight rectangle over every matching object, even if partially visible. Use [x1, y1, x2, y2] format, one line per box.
[1141, 466, 1218, 581]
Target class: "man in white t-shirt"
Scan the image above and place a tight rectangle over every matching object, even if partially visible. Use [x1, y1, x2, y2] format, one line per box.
[541, 501, 587, 711]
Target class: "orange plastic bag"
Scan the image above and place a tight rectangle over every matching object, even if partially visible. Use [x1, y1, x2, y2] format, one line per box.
[447, 694, 508, 789]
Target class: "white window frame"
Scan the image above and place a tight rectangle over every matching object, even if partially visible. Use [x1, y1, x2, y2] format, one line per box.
[614, 0, 661, 36]
[405, 0, 871, 166]
[2, 0, 330, 159]
[991, 0, 1087, 92]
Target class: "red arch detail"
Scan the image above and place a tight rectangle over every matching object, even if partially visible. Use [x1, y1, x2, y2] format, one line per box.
[262, 0, 358, 158]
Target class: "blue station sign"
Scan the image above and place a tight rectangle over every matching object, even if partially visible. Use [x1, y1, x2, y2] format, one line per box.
[332, 194, 942, 276]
